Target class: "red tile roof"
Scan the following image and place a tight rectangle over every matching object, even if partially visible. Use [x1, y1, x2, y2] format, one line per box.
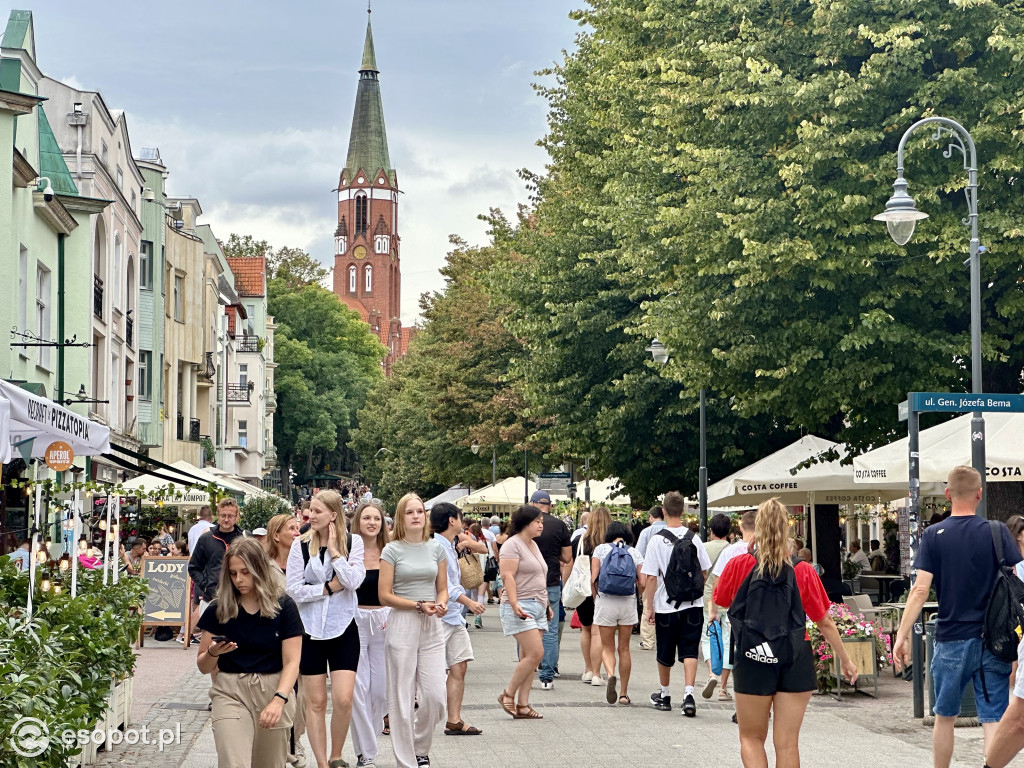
[227, 256, 267, 297]
[399, 327, 416, 356]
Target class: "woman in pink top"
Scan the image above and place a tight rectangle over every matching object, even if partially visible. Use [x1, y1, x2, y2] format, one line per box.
[497, 504, 551, 720]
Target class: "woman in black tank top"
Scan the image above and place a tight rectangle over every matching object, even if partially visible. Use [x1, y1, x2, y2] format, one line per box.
[350, 501, 391, 766]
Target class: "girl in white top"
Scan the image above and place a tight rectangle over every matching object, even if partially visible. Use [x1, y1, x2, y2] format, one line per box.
[590, 521, 645, 705]
[286, 490, 365, 768]
[379, 493, 448, 768]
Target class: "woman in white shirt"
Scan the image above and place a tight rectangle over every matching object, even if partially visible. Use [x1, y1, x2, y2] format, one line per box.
[590, 521, 645, 705]
[286, 490, 366, 768]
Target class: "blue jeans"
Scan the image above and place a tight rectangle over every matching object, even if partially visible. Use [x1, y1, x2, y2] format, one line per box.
[931, 637, 1011, 723]
[539, 584, 562, 682]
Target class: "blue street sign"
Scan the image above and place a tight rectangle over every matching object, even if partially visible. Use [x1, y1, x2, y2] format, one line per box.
[538, 472, 571, 479]
[910, 392, 1024, 414]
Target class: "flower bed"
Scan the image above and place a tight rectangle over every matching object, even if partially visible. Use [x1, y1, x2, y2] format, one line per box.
[807, 602, 891, 693]
[0, 559, 147, 767]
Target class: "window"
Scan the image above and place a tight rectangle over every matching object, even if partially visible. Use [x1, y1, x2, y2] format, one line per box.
[131, 191, 136, 213]
[116, 167, 123, 191]
[239, 363, 248, 388]
[375, 234, 389, 254]
[35, 264, 51, 368]
[349, 265, 357, 293]
[355, 193, 368, 234]
[113, 234, 122, 311]
[101, 141, 108, 167]
[238, 420, 248, 450]
[139, 351, 152, 399]
[173, 275, 183, 321]
[18, 246, 27, 343]
[140, 241, 153, 289]
[364, 264, 373, 293]
[246, 303, 256, 336]
[335, 235, 347, 255]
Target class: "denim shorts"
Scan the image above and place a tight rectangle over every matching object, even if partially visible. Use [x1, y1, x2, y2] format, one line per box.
[499, 598, 548, 636]
[931, 637, 1011, 723]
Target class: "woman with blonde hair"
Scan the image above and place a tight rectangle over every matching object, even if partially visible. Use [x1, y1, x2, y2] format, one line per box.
[287, 489, 366, 768]
[197, 538, 302, 768]
[576, 505, 611, 685]
[265, 513, 301, 590]
[379, 493, 448, 768]
[350, 499, 391, 768]
[713, 498, 857, 768]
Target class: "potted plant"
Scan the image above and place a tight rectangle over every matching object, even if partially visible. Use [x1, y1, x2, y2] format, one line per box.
[807, 602, 891, 694]
[842, 556, 863, 593]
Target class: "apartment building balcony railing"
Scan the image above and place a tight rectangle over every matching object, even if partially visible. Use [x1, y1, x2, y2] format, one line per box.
[125, 314, 134, 349]
[93, 275, 104, 318]
[236, 336, 261, 353]
[226, 383, 252, 404]
[176, 416, 202, 442]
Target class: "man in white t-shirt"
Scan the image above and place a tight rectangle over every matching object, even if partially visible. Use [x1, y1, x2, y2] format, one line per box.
[641, 491, 712, 718]
[570, 510, 590, 545]
[187, 506, 215, 555]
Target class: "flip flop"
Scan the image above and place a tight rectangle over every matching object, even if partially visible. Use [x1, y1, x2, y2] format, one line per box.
[444, 720, 482, 735]
[497, 691, 516, 718]
[618, 695, 631, 706]
[718, 689, 732, 701]
[512, 705, 543, 720]
[606, 675, 618, 704]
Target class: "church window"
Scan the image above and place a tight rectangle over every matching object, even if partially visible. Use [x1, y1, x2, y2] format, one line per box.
[375, 234, 389, 254]
[355, 193, 368, 234]
[365, 265, 373, 293]
[349, 265, 357, 293]
[335, 236, 347, 255]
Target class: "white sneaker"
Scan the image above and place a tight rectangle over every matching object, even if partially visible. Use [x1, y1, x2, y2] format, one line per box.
[581, 672, 593, 683]
[591, 675, 604, 686]
[541, 681, 554, 690]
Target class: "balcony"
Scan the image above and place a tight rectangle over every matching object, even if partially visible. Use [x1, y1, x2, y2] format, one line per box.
[93, 275, 104, 318]
[236, 336, 261, 354]
[176, 416, 201, 442]
[125, 314, 134, 349]
[226, 383, 251, 404]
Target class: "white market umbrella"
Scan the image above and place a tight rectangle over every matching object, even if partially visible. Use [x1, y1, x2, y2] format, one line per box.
[424, 485, 470, 510]
[204, 467, 273, 499]
[457, 476, 537, 514]
[120, 460, 226, 508]
[853, 411, 1024, 484]
[706, 434, 918, 507]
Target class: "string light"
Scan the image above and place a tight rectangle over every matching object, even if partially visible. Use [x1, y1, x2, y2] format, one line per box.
[58, 555, 70, 572]
[53, 583, 62, 594]
[36, 548, 47, 563]
[40, 572, 51, 592]
[78, 535, 88, 553]
[98, 519, 107, 531]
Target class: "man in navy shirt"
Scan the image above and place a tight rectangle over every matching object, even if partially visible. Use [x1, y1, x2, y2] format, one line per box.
[894, 466, 1022, 768]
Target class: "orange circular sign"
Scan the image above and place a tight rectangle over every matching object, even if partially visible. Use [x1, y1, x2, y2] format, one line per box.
[45, 441, 74, 472]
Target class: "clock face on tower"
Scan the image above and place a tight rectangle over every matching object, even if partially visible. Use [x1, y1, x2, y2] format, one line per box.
[353, 246, 367, 260]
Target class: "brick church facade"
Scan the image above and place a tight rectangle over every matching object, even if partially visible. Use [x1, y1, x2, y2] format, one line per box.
[332, 14, 413, 374]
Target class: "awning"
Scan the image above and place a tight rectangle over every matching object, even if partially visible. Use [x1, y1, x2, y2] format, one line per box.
[424, 485, 470, 510]
[457, 476, 536, 512]
[0, 379, 111, 463]
[119, 460, 237, 508]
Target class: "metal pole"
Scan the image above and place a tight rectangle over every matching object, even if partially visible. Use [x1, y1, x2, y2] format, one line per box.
[70, 486, 80, 597]
[102, 493, 111, 586]
[492, 446, 497, 487]
[524, 450, 529, 504]
[585, 456, 591, 505]
[698, 388, 708, 540]
[908, 409, 925, 718]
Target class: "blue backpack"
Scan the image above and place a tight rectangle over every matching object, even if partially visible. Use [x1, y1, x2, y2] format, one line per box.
[598, 542, 636, 596]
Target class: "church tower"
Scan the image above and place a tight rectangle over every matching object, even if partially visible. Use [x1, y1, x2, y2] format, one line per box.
[333, 12, 406, 371]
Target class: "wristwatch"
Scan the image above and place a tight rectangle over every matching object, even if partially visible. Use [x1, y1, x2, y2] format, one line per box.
[273, 692, 289, 703]
[324, 581, 334, 596]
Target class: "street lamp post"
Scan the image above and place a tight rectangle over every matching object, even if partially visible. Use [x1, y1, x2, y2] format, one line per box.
[647, 338, 708, 540]
[470, 440, 498, 487]
[873, 116, 986, 517]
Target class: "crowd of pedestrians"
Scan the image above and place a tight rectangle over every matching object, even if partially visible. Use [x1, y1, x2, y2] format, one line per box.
[177, 463, 1024, 768]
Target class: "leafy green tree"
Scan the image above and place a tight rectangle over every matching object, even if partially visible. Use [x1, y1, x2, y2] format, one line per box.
[268, 246, 329, 292]
[222, 233, 271, 260]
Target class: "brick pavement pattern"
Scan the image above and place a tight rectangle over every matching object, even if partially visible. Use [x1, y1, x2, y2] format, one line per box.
[93, 622, 990, 767]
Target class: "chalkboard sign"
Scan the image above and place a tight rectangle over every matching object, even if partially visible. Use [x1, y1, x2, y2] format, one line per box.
[138, 556, 192, 648]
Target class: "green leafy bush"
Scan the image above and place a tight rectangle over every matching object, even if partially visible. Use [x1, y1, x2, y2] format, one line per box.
[0, 560, 147, 766]
[239, 493, 292, 533]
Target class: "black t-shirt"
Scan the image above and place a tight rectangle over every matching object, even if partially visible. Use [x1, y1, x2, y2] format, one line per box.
[915, 515, 1022, 642]
[197, 595, 304, 674]
[534, 512, 571, 587]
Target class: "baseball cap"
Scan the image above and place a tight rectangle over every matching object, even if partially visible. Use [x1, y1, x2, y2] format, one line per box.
[252, 527, 268, 536]
[530, 490, 552, 505]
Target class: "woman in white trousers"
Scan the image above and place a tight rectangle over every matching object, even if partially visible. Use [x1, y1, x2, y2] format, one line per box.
[351, 501, 391, 768]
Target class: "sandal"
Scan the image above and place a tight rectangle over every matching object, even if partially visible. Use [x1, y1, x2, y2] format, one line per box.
[513, 704, 543, 720]
[497, 691, 516, 717]
[618, 694, 631, 706]
[328, 760, 349, 768]
[444, 720, 482, 735]
[718, 689, 732, 701]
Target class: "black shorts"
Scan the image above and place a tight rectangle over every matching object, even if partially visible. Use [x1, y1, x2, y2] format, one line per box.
[654, 607, 703, 667]
[576, 597, 595, 627]
[300, 620, 360, 675]
[732, 638, 816, 696]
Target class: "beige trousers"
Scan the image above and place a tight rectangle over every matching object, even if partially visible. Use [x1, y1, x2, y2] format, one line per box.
[385, 609, 446, 768]
[640, 591, 656, 648]
[210, 671, 295, 768]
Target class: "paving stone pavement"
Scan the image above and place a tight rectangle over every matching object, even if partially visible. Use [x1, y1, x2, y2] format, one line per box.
[90, 618, 996, 767]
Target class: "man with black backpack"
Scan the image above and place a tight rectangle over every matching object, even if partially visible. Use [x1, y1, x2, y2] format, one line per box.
[893, 466, 1022, 768]
[641, 491, 712, 717]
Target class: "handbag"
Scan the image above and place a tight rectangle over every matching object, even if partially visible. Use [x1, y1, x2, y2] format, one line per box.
[459, 549, 484, 590]
[484, 555, 499, 583]
[570, 609, 582, 630]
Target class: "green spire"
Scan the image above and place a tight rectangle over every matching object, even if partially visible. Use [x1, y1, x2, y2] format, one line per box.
[344, 14, 394, 185]
[360, 16, 378, 73]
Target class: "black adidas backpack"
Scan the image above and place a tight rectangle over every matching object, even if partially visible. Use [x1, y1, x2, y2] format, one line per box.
[656, 529, 704, 607]
[983, 520, 1024, 663]
[728, 559, 806, 667]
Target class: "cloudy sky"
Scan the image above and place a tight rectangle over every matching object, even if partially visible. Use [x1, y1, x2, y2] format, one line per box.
[6, 1, 583, 324]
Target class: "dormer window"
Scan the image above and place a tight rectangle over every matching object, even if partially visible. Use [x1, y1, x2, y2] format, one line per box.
[374, 234, 389, 254]
[349, 265, 357, 293]
[335, 236, 347, 255]
[355, 193, 368, 235]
